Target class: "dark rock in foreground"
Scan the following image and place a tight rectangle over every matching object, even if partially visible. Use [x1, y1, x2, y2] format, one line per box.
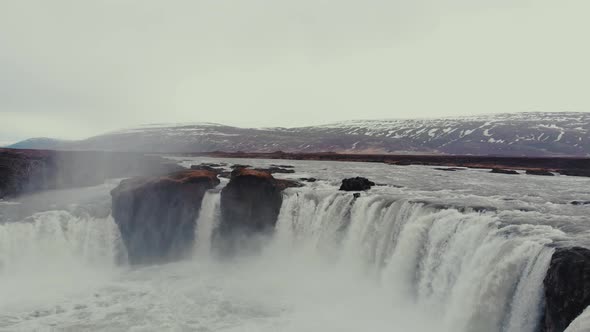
[217, 168, 296, 255]
[571, 201, 590, 206]
[491, 168, 519, 175]
[526, 169, 555, 176]
[543, 247, 590, 332]
[111, 170, 219, 264]
[339, 177, 375, 191]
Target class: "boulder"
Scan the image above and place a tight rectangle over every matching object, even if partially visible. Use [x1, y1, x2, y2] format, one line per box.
[217, 168, 292, 254]
[254, 167, 295, 174]
[543, 247, 590, 332]
[491, 168, 519, 175]
[111, 170, 219, 264]
[526, 169, 555, 176]
[339, 177, 375, 191]
[299, 177, 318, 182]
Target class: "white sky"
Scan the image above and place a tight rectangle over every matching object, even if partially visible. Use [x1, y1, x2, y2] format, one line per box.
[1, 0, 589, 142]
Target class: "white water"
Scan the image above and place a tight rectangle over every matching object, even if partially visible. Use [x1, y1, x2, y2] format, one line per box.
[0, 158, 588, 331]
[273, 191, 558, 332]
[567, 306, 590, 332]
[194, 191, 221, 258]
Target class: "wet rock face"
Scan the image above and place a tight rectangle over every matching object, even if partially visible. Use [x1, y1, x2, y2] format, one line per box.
[543, 247, 590, 332]
[217, 169, 287, 254]
[339, 177, 375, 191]
[111, 170, 219, 265]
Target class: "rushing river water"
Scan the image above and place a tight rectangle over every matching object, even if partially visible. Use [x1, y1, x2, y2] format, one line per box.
[1, 158, 589, 331]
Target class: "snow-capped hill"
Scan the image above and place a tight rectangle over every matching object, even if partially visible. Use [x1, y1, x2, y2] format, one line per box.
[110, 122, 229, 135]
[299, 112, 590, 156]
[8, 112, 590, 156]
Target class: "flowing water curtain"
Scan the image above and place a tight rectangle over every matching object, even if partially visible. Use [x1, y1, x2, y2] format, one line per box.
[272, 190, 563, 332]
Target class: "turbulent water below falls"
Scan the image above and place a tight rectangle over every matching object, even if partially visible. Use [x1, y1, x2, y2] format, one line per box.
[1, 158, 589, 331]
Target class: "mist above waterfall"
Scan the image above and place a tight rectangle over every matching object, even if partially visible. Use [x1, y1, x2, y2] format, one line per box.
[1, 157, 589, 331]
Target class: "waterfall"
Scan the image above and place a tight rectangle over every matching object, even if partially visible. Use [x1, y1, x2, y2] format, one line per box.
[273, 190, 563, 332]
[0, 185, 577, 331]
[0, 210, 123, 273]
[194, 190, 221, 257]
[0, 209, 125, 312]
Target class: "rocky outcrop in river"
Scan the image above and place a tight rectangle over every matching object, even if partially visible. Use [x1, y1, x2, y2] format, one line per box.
[543, 247, 590, 332]
[339, 177, 375, 191]
[216, 168, 298, 255]
[111, 170, 220, 264]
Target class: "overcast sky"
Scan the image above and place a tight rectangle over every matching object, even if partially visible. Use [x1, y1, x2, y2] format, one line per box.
[1, 0, 589, 143]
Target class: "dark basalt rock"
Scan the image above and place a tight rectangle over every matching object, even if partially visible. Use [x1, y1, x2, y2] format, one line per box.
[270, 164, 295, 169]
[526, 169, 555, 176]
[231, 164, 252, 169]
[218, 171, 231, 179]
[111, 170, 219, 265]
[559, 169, 590, 177]
[0, 148, 182, 199]
[435, 167, 465, 172]
[299, 177, 317, 182]
[490, 168, 519, 175]
[254, 167, 295, 174]
[190, 164, 225, 174]
[339, 177, 375, 191]
[217, 168, 293, 255]
[201, 163, 226, 167]
[542, 247, 590, 332]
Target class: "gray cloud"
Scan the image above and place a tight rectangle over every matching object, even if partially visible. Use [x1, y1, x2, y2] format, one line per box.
[1, 0, 588, 142]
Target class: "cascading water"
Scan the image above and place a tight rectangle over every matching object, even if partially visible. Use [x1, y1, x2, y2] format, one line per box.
[0, 210, 122, 273]
[273, 190, 562, 332]
[0, 209, 125, 328]
[1, 158, 587, 331]
[194, 190, 222, 258]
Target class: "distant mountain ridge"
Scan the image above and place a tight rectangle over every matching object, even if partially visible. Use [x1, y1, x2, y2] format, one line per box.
[8, 112, 590, 157]
[5, 138, 69, 150]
